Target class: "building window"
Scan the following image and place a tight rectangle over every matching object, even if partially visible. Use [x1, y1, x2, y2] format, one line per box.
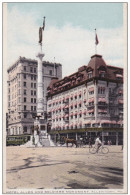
[24, 89, 26, 95]
[31, 106, 33, 111]
[24, 74, 26, 79]
[24, 114, 27, 118]
[49, 70, 52, 75]
[31, 75, 33, 80]
[34, 91, 36, 96]
[24, 82, 26, 87]
[18, 81, 20, 87]
[24, 105, 26, 110]
[30, 67, 33, 73]
[34, 98, 36, 103]
[34, 83, 36, 88]
[23, 126, 27, 131]
[34, 68, 36, 73]
[18, 97, 21, 103]
[24, 97, 26, 102]
[31, 98, 33, 103]
[34, 75, 36, 80]
[24, 66, 26, 71]
[34, 106, 36, 111]
[31, 90, 33, 95]
[88, 72, 92, 78]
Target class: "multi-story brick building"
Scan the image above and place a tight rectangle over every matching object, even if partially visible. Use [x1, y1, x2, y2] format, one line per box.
[7, 56, 62, 135]
[47, 54, 123, 145]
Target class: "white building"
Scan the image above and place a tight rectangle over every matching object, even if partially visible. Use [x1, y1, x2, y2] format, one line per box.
[47, 54, 123, 145]
[7, 56, 62, 135]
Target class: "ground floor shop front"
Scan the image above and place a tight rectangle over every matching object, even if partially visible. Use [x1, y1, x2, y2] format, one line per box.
[49, 128, 123, 146]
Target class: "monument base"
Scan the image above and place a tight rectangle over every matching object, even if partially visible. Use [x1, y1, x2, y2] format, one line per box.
[34, 117, 51, 147]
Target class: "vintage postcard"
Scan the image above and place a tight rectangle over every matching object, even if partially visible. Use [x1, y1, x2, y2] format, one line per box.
[3, 2, 127, 194]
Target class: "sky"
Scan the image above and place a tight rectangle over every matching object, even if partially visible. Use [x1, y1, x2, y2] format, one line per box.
[6, 2, 124, 77]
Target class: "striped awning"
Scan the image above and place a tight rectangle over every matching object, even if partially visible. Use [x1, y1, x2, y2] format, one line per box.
[101, 120, 111, 124]
[88, 98, 94, 103]
[118, 90, 123, 94]
[88, 109, 94, 113]
[98, 97, 106, 102]
[85, 121, 91, 124]
[116, 74, 123, 78]
[117, 120, 123, 124]
[118, 99, 123, 104]
[89, 87, 94, 92]
[98, 109, 107, 113]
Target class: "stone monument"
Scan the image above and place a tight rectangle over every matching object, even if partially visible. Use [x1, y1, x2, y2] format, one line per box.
[33, 17, 50, 146]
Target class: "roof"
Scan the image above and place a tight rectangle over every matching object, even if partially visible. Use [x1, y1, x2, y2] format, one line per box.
[47, 54, 123, 97]
[7, 56, 62, 73]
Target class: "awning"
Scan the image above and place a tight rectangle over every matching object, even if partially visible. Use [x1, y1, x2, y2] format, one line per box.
[98, 97, 106, 102]
[89, 87, 94, 92]
[88, 98, 94, 103]
[116, 74, 123, 78]
[65, 105, 69, 109]
[84, 121, 91, 124]
[65, 114, 69, 117]
[79, 110, 82, 115]
[70, 112, 73, 116]
[101, 120, 111, 124]
[118, 89, 123, 94]
[98, 109, 107, 113]
[74, 93, 77, 96]
[65, 95, 69, 99]
[88, 109, 94, 113]
[84, 99, 87, 102]
[111, 120, 117, 124]
[79, 91, 82, 95]
[118, 99, 123, 104]
[83, 110, 87, 114]
[117, 120, 123, 124]
[79, 100, 82, 104]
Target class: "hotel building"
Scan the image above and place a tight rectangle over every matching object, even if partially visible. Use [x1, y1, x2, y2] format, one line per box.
[47, 54, 123, 145]
[7, 56, 62, 135]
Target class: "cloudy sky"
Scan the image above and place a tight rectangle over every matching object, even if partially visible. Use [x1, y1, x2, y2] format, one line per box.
[6, 3, 124, 77]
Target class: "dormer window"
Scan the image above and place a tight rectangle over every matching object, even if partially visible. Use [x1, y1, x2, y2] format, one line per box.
[99, 70, 105, 78]
[88, 71, 92, 78]
[116, 74, 123, 80]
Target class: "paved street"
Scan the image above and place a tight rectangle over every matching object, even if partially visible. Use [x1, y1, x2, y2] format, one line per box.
[6, 146, 123, 190]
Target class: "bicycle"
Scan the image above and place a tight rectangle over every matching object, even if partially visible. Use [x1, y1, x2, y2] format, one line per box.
[89, 144, 109, 154]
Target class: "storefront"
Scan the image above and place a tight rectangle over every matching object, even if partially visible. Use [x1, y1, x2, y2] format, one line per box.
[49, 127, 123, 145]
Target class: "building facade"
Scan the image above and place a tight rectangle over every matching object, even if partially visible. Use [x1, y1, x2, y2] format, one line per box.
[47, 54, 123, 145]
[7, 56, 62, 135]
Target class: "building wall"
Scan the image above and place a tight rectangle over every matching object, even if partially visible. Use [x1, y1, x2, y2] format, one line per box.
[7, 57, 62, 135]
[47, 80, 123, 131]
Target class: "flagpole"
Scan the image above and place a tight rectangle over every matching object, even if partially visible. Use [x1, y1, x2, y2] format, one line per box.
[95, 29, 97, 54]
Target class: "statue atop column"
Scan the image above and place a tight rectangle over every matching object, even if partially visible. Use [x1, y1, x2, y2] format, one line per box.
[39, 16, 45, 45]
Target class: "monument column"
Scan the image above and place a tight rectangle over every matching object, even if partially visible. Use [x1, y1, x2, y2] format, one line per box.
[33, 17, 49, 146]
[36, 52, 45, 116]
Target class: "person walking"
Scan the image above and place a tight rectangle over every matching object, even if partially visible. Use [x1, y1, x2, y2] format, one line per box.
[89, 137, 92, 148]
